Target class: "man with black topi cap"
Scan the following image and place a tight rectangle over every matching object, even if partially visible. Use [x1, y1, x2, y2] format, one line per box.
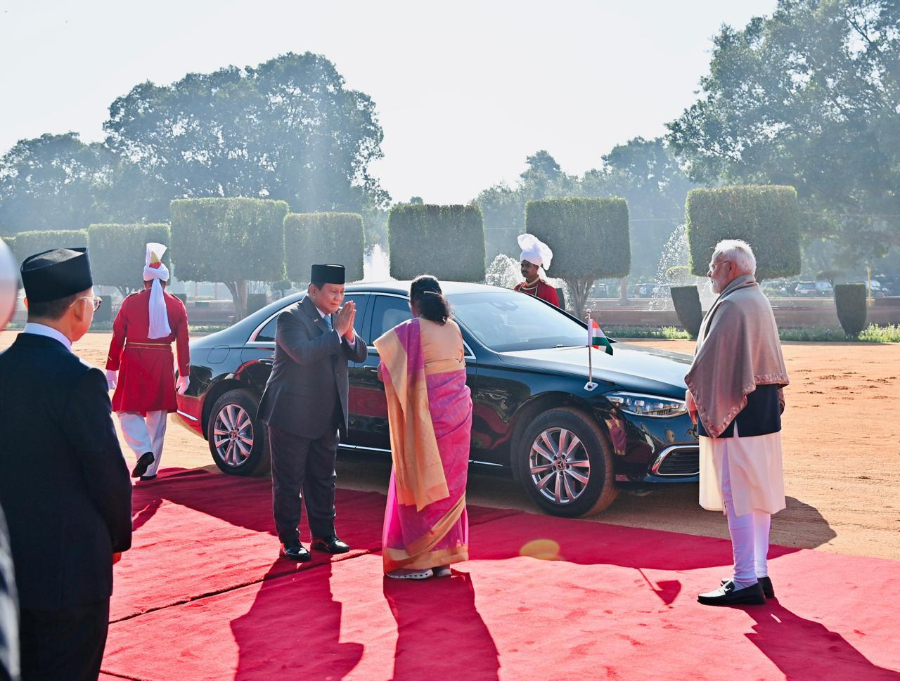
[258, 264, 367, 561]
[0, 248, 132, 681]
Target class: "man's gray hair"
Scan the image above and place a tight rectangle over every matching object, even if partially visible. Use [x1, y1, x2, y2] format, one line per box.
[712, 239, 756, 276]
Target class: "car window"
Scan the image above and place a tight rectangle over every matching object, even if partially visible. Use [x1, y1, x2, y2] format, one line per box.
[253, 293, 368, 343]
[255, 316, 279, 342]
[449, 290, 587, 352]
[344, 294, 369, 344]
[369, 295, 412, 344]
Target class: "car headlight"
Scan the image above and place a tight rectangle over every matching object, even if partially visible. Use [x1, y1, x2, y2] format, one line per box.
[606, 391, 687, 418]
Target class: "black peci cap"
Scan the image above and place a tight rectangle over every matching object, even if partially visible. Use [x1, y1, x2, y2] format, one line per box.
[310, 263, 345, 285]
[20, 247, 93, 303]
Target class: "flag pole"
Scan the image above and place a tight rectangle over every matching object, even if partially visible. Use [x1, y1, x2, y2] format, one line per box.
[585, 308, 597, 392]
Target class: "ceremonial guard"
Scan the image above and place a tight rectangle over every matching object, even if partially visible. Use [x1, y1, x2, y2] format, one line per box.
[258, 264, 367, 561]
[0, 247, 132, 680]
[105, 243, 190, 480]
[685, 240, 789, 606]
[513, 234, 560, 307]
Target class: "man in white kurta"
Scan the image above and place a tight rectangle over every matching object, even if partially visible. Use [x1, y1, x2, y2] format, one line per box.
[685, 239, 789, 606]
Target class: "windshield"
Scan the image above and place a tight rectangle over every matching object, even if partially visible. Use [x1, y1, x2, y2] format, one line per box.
[448, 289, 589, 352]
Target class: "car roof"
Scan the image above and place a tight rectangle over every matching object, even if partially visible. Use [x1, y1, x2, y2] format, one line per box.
[343, 280, 504, 296]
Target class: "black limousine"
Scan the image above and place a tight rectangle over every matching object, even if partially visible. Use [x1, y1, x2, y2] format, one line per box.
[175, 282, 699, 517]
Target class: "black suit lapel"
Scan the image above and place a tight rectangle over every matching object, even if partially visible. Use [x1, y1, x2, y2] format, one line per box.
[300, 295, 328, 337]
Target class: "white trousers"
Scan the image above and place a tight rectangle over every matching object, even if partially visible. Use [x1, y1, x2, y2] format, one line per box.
[118, 411, 168, 477]
[722, 445, 771, 583]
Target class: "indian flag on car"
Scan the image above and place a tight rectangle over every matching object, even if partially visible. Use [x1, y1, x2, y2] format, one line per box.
[589, 318, 613, 356]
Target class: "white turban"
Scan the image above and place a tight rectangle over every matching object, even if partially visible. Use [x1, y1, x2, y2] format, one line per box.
[143, 242, 171, 339]
[518, 233, 553, 271]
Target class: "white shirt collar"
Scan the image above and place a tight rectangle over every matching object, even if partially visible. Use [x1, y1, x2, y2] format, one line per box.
[315, 305, 331, 321]
[22, 323, 73, 352]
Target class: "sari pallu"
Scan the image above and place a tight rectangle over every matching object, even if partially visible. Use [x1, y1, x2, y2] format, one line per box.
[375, 318, 472, 573]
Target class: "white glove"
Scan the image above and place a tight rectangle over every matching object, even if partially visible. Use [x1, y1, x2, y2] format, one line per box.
[176, 375, 190, 395]
[105, 370, 118, 391]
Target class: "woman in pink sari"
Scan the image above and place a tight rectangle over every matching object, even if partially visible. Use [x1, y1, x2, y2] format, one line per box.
[374, 275, 472, 580]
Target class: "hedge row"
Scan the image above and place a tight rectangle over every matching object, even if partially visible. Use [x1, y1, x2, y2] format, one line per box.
[170, 198, 288, 285]
[87, 223, 171, 291]
[685, 185, 801, 281]
[9, 229, 88, 263]
[285, 212, 365, 283]
[524, 197, 631, 280]
[388, 204, 485, 282]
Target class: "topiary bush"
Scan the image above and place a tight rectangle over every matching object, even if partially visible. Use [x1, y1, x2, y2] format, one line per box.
[525, 197, 630, 317]
[284, 212, 365, 283]
[170, 198, 288, 320]
[388, 204, 485, 281]
[11, 229, 88, 262]
[87, 223, 171, 295]
[685, 185, 801, 281]
[834, 284, 867, 336]
[670, 286, 703, 338]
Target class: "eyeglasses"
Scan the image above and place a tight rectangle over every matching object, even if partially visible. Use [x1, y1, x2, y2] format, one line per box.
[709, 259, 732, 271]
[71, 295, 103, 311]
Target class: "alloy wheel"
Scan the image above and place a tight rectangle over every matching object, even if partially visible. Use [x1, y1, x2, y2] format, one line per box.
[213, 403, 254, 467]
[528, 427, 591, 505]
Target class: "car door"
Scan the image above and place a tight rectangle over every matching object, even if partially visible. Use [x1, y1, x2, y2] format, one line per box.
[349, 293, 413, 450]
[239, 293, 369, 405]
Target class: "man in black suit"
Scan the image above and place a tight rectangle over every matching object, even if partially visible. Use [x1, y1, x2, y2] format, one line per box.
[259, 264, 367, 561]
[0, 248, 132, 681]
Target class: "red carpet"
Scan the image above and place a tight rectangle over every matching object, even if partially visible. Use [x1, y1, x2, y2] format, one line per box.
[102, 469, 900, 680]
[114, 468, 515, 622]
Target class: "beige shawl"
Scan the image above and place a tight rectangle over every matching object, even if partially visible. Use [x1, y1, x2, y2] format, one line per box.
[685, 275, 789, 438]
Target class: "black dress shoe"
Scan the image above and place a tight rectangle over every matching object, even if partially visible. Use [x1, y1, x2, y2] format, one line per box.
[722, 575, 774, 599]
[310, 537, 350, 554]
[280, 544, 311, 562]
[132, 452, 155, 478]
[698, 580, 766, 606]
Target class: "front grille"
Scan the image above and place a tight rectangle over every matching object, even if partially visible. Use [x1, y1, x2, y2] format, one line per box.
[653, 447, 699, 477]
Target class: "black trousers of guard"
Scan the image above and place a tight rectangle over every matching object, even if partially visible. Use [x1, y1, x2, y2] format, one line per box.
[19, 599, 109, 681]
[269, 404, 340, 545]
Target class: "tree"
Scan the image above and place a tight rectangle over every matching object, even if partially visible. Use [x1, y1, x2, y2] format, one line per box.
[580, 137, 697, 280]
[87, 223, 171, 296]
[170, 198, 288, 319]
[284, 213, 365, 284]
[521, 150, 562, 182]
[667, 0, 900, 265]
[476, 150, 579, 263]
[525, 198, 631, 316]
[104, 53, 389, 215]
[685, 186, 802, 281]
[0, 133, 173, 234]
[11, 229, 88, 262]
[0, 134, 106, 233]
[388, 204, 485, 282]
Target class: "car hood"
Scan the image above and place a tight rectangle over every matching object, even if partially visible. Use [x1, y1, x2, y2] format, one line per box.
[496, 343, 692, 398]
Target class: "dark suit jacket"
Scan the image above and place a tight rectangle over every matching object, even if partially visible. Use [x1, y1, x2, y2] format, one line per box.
[258, 296, 368, 440]
[0, 333, 132, 611]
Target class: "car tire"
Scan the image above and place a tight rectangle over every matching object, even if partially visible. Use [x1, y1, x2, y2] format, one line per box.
[207, 389, 271, 477]
[515, 407, 618, 518]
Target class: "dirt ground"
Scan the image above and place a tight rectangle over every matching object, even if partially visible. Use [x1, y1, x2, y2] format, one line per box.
[2, 330, 898, 561]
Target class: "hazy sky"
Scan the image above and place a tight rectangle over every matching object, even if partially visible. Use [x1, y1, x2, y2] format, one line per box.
[0, 0, 777, 204]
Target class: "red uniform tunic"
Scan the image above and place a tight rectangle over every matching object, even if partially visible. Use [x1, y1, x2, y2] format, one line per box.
[105, 290, 190, 414]
[514, 279, 560, 307]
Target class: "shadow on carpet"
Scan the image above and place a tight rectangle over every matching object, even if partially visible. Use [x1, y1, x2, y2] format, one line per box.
[101, 468, 900, 680]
